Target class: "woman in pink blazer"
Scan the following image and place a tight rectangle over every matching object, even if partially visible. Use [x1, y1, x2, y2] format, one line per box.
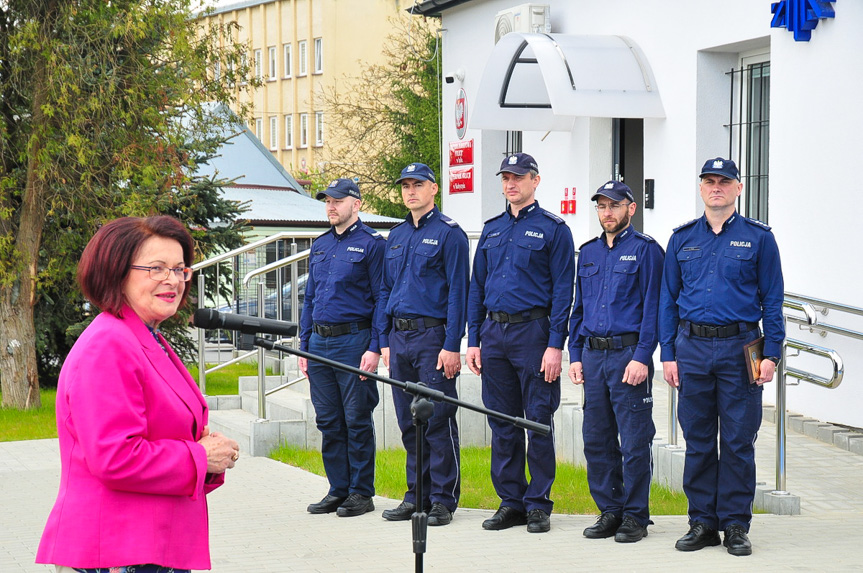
[37, 216, 239, 572]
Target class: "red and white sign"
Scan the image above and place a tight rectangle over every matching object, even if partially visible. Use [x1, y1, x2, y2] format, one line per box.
[449, 167, 474, 194]
[455, 88, 468, 140]
[449, 139, 474, 166]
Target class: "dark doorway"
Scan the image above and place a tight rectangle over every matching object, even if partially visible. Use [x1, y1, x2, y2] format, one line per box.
[612, 118, 644, 232]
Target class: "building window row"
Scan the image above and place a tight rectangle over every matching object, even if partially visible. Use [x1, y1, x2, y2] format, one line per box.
[254, 113, 324, 150]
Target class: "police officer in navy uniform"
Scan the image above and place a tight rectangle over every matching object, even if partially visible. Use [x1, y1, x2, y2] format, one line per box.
[568, 181, 664, 543]
[466, 152, 575, 533]
[299, 178, 386, 518]
[379, 162, 469, 527]
[659, 158, 785, 556]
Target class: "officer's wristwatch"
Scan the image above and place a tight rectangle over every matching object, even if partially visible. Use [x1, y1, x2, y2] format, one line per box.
[764, 356, 781, 366]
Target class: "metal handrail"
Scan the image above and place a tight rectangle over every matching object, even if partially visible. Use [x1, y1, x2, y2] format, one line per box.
[195, 228, 484, 416]
[664, 293, 852, 497]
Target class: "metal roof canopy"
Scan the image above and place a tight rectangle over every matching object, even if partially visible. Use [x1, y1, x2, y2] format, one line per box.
[470, 33, 665, 132]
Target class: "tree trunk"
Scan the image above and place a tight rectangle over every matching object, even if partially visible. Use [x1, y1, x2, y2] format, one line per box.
[0, 13, 54, 410]
[0, 297, 40, 409]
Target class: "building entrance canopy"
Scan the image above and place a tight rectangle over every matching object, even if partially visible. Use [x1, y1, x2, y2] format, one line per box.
[470, 33, 665, 132]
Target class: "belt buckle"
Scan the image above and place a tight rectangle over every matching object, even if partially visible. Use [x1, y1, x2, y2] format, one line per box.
[705, 325, 718, 337]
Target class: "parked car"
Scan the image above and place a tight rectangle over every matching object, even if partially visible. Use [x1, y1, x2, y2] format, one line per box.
[213, 274, 308, 349]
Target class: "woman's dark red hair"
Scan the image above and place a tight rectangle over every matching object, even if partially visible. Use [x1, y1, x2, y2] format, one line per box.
[78, 216, 195, 317]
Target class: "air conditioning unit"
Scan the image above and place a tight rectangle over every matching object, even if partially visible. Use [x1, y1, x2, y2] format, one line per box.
[494, 3, 551, 44]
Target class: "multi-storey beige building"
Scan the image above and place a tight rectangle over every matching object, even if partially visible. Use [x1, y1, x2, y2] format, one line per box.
[199, 0, 414, 180]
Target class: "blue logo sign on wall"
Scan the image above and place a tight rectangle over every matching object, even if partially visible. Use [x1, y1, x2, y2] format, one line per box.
[771, 0, 836, 42]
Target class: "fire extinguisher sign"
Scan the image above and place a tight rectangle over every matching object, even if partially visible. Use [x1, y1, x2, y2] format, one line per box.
[455, 88, 468, 140]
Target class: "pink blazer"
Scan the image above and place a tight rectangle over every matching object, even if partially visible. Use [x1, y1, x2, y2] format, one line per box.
[37, 306, 224, 570]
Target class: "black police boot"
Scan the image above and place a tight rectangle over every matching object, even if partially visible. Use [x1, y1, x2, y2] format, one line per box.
[724, 524, 753, 556]
[675, 522, 722, 551]
[583, 511, 622, 539]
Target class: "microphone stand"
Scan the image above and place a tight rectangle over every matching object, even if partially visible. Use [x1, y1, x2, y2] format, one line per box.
[254, 338, 550, 573]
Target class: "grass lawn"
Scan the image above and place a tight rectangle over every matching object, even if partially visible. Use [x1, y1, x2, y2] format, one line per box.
[0, 362, 260, 442]
[0, 390, 58, 441]
[187, 362, 272, 395]
[270, 443, 691, 515]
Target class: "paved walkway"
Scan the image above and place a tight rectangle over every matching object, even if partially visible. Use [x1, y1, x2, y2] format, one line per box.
[4, 397, 863, 572]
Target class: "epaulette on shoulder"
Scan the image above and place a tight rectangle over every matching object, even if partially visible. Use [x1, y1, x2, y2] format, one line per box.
[439, 213, 460, 228]
[743, 216, 772, 231]
[362, 226, 385, 240]
[578, 236, 601, 250]
[389, 219, 408, 231]
[634, 230, 656, 243]
[313, 229, 330, 242]
[541, 209, 565, 224]
[484, 212, 505, 224]
[673, 218, 699, 232]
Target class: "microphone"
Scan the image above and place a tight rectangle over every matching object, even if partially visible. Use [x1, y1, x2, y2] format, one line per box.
[193, 308, 298, 337]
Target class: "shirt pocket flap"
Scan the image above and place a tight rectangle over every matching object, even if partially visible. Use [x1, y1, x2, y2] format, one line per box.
[338, 250, 366, 263]
[723, 248, 754, 262]
[613, 261, 637, 274]
[578, 265, 599, 278]
[677, 248, 703, 263]
[517, 237, 544, 251]
[415, 242, 441, 258]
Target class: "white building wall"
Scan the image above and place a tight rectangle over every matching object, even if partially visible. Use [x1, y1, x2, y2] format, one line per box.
[768, 0, 863, 427]
[438, 0, 863, 429]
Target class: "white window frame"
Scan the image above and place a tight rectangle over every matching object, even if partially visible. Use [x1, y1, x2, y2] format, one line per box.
[253, 49, 262, 80]
[734, 48, 771, 222]
[239, 53, 247, 85]
[213, 61, 221, 82]
[283, 43, 292, 78]
[315, 111, 324, 146]
[284, 115, 293, 149]
[299, 113, 308, 148]
[298, 40, 307, 77]
[314, 38, 323, 74]
[254, 117, 263, 141]
[268, 46, 277, 80]
[269, 116, 278, 150]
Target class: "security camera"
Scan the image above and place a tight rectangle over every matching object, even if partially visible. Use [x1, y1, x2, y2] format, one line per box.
[445, 68, 465, 84]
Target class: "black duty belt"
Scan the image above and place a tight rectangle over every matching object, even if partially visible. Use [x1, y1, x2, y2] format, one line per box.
[682, 320, 759, 338]
[587, 333, 640, 350]
[313, 320, 371, 338]
[489, 308, 549, 324]
[393, 316, 446, 332]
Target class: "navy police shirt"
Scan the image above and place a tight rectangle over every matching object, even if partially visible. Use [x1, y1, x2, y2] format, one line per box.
[568, 225, 665, 365]
[299, 219, 386, 353]
[468, 201, 575, 349]
[659, 213, 785, 360]
[379, 206, 469, 353]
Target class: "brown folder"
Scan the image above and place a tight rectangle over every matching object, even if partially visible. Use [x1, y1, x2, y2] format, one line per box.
[743, 336, 765, 384]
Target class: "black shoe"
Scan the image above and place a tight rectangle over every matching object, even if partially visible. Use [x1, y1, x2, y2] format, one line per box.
[614, 516, 648, 543]
[724, 524, 753, 556]
[382, 501, 416, 521]
[307, 494, 346, 514]
[336, 493, 375, 517]
[428, 502, 453, 526]
[482, 506, 527, 530]
[675, 522, 722, 551]
[583, 511, 622, 539]
[526, 509, 550, 533]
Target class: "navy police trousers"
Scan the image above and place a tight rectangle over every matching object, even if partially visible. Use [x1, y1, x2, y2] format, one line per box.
[308, 327, 379, 498]
[389, 324, 461, 512]
[581, 345, 655, 526]
[675, 325, 763, 532]
[480, 317, 560, 515]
